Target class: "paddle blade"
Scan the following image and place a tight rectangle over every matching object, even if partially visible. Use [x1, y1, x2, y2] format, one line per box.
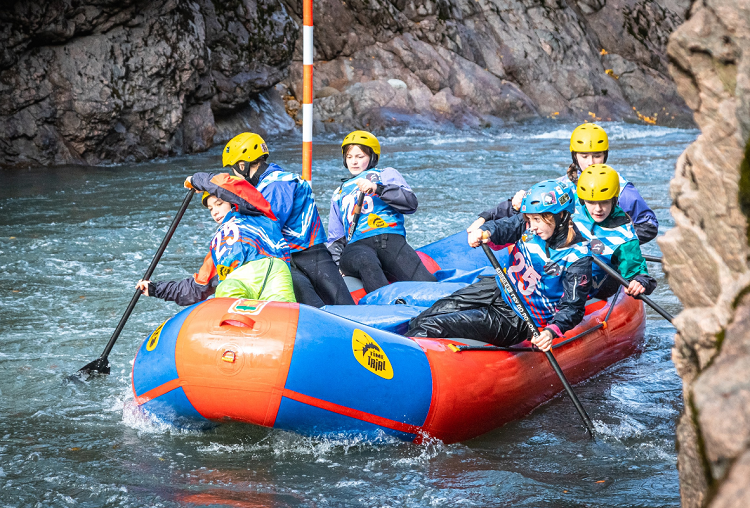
[74, 357, 111, 380]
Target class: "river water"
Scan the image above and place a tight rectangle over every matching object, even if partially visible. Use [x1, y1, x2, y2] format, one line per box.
[0, 121, 693, 507]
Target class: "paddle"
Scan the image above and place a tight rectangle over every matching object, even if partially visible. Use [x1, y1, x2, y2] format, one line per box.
[347, 191, 366, 242]
[591, 256, 674, 323]
[643, 254, 662, 263]
[72, 189, 195, 380]
[478, 237, 596, 438]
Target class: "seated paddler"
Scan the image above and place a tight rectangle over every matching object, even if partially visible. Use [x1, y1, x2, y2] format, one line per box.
[136, 174, 295, 304]
[406, 180, 592, 352]
[572, 164, 656, 300]
[327, 130, 436, 293]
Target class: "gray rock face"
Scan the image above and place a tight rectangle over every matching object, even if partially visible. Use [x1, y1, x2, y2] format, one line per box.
[280, 0, 694, 131]
[659, 0, 750, 506]
[0, 0, 296, 167]
[1, 0, 693, 167]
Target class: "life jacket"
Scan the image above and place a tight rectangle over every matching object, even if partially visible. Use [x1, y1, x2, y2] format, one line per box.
[572, 205, 637, 292]
[333, 168, 406, 243]
[500, 232, 590, 328]
[256, 163, 326, 252]
[210, 210, 291, 281]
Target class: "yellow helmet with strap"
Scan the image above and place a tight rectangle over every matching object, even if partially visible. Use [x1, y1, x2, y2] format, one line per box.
[570, 123, 609, 153]
[341, 130, 381, 156]
[577, 164, 620, 201]
[222, 132, 269, 167]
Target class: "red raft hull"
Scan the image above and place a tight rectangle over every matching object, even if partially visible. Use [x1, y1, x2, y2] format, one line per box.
[132, 292, 644, 444]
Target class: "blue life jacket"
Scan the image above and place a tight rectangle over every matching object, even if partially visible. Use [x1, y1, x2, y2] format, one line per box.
[333, 168, 407, 243]
[572, 205, 638, 293]
[500, 232, 590, 328]
[256, 163, 326, 252]
[210, 210, 291, 280]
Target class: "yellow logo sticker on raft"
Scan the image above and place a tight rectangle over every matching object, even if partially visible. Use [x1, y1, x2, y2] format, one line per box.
[352, 329, 393, 379]
[146, 321, 166, 352]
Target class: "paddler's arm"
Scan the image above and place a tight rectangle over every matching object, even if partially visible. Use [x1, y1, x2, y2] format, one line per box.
[546, 256, 592, 337]
[139, 253, 219, 306]
[376, 168, 418, 214]
[326, 191, 346, 264]
[611, 240, 657, 296]
[477, 213, 526, 246]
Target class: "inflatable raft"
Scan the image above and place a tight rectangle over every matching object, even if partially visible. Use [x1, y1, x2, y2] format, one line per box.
[131, 233, 646, 443]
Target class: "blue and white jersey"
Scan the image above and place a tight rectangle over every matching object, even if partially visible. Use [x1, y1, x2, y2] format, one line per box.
[330, 168, 408, 243]
[256, 163, 326, 252]
[573, 206, 638, 292]
[501, 232, 590, 328]
[210, 210, 291, 280]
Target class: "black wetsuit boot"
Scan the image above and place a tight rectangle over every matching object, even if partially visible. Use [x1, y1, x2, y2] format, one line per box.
[405, 277, 531, 346]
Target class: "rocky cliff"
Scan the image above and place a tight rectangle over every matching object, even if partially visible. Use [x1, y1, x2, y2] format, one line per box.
[280, 0, 695, 132]
[0, 0, 296, 167]
[1, 0, 693, 167]
[660, 0, 750, 506]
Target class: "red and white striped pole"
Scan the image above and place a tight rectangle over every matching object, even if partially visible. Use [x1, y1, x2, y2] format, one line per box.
[301, 0, 313, 181]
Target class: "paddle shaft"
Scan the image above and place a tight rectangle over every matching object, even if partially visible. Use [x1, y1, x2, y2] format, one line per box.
[643, 254, 662, 263]
[347, 191, 366, 242]
[591, 256, 673, 323]
[479, 242, 596, 437]
[85, 189, 195, 371]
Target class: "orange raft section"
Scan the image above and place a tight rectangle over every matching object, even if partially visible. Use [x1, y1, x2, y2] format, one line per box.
[132, 292, 644, 444]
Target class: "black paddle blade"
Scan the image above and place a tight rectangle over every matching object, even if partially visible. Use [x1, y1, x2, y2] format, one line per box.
[72, 357, 110, 381]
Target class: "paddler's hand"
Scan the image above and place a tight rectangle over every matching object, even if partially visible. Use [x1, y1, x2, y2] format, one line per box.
[511, 189, 526, 211]
[356, 179, 377, 194]
[532, 329, 554, 352]
[184, 177, 194, 190]
[468, 229, 489, 248]
[625, 279, 646, 296]
[467, 217, 485, 233]
[136, 280, 153, 297]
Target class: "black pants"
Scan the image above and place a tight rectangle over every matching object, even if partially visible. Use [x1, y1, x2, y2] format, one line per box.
[405, 277, 531, 346]
[291, 243, 355, 308]
[339, 234, 437, 293]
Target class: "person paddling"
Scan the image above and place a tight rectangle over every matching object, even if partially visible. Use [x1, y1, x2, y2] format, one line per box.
[136, 175, 295, 304]
[467, 123, 659, 244]
[327, 130, 436, 293]
[218, 132, 354, 307]
[573, 164, 656, 299]
[406, 180, 592, 350]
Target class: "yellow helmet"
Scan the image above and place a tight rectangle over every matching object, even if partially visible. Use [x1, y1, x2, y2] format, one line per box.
[577, 164, 620, 201]
[341, 130, 381, 169]
[201, 191, 212, 207]
[222, 132, 269, 167]
[341, 130, 381, 155]
[570, 123, 609, 153]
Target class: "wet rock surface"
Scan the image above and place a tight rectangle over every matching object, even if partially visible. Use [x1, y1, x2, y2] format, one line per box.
[2, 0, 693, 167]
[660, 0, 750, 506]
[0, 0, 296, 166]
[280, 0, 694, 132]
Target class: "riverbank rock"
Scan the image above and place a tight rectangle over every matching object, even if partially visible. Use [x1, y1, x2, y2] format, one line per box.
[0, 0, 297, 167]
[280, 0, 694, 131]
[1, 0, 694, 167]
[660, 0, 750, 506]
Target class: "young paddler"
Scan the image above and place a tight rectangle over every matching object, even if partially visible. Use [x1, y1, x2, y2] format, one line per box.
[407, 180, 592, 351]
[327, 130, 436, 293]
[217, 132, 354, 307]
[573, 164, 656, 299]
[467, 123, 660, 244]
[136, 175, 295, 304]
